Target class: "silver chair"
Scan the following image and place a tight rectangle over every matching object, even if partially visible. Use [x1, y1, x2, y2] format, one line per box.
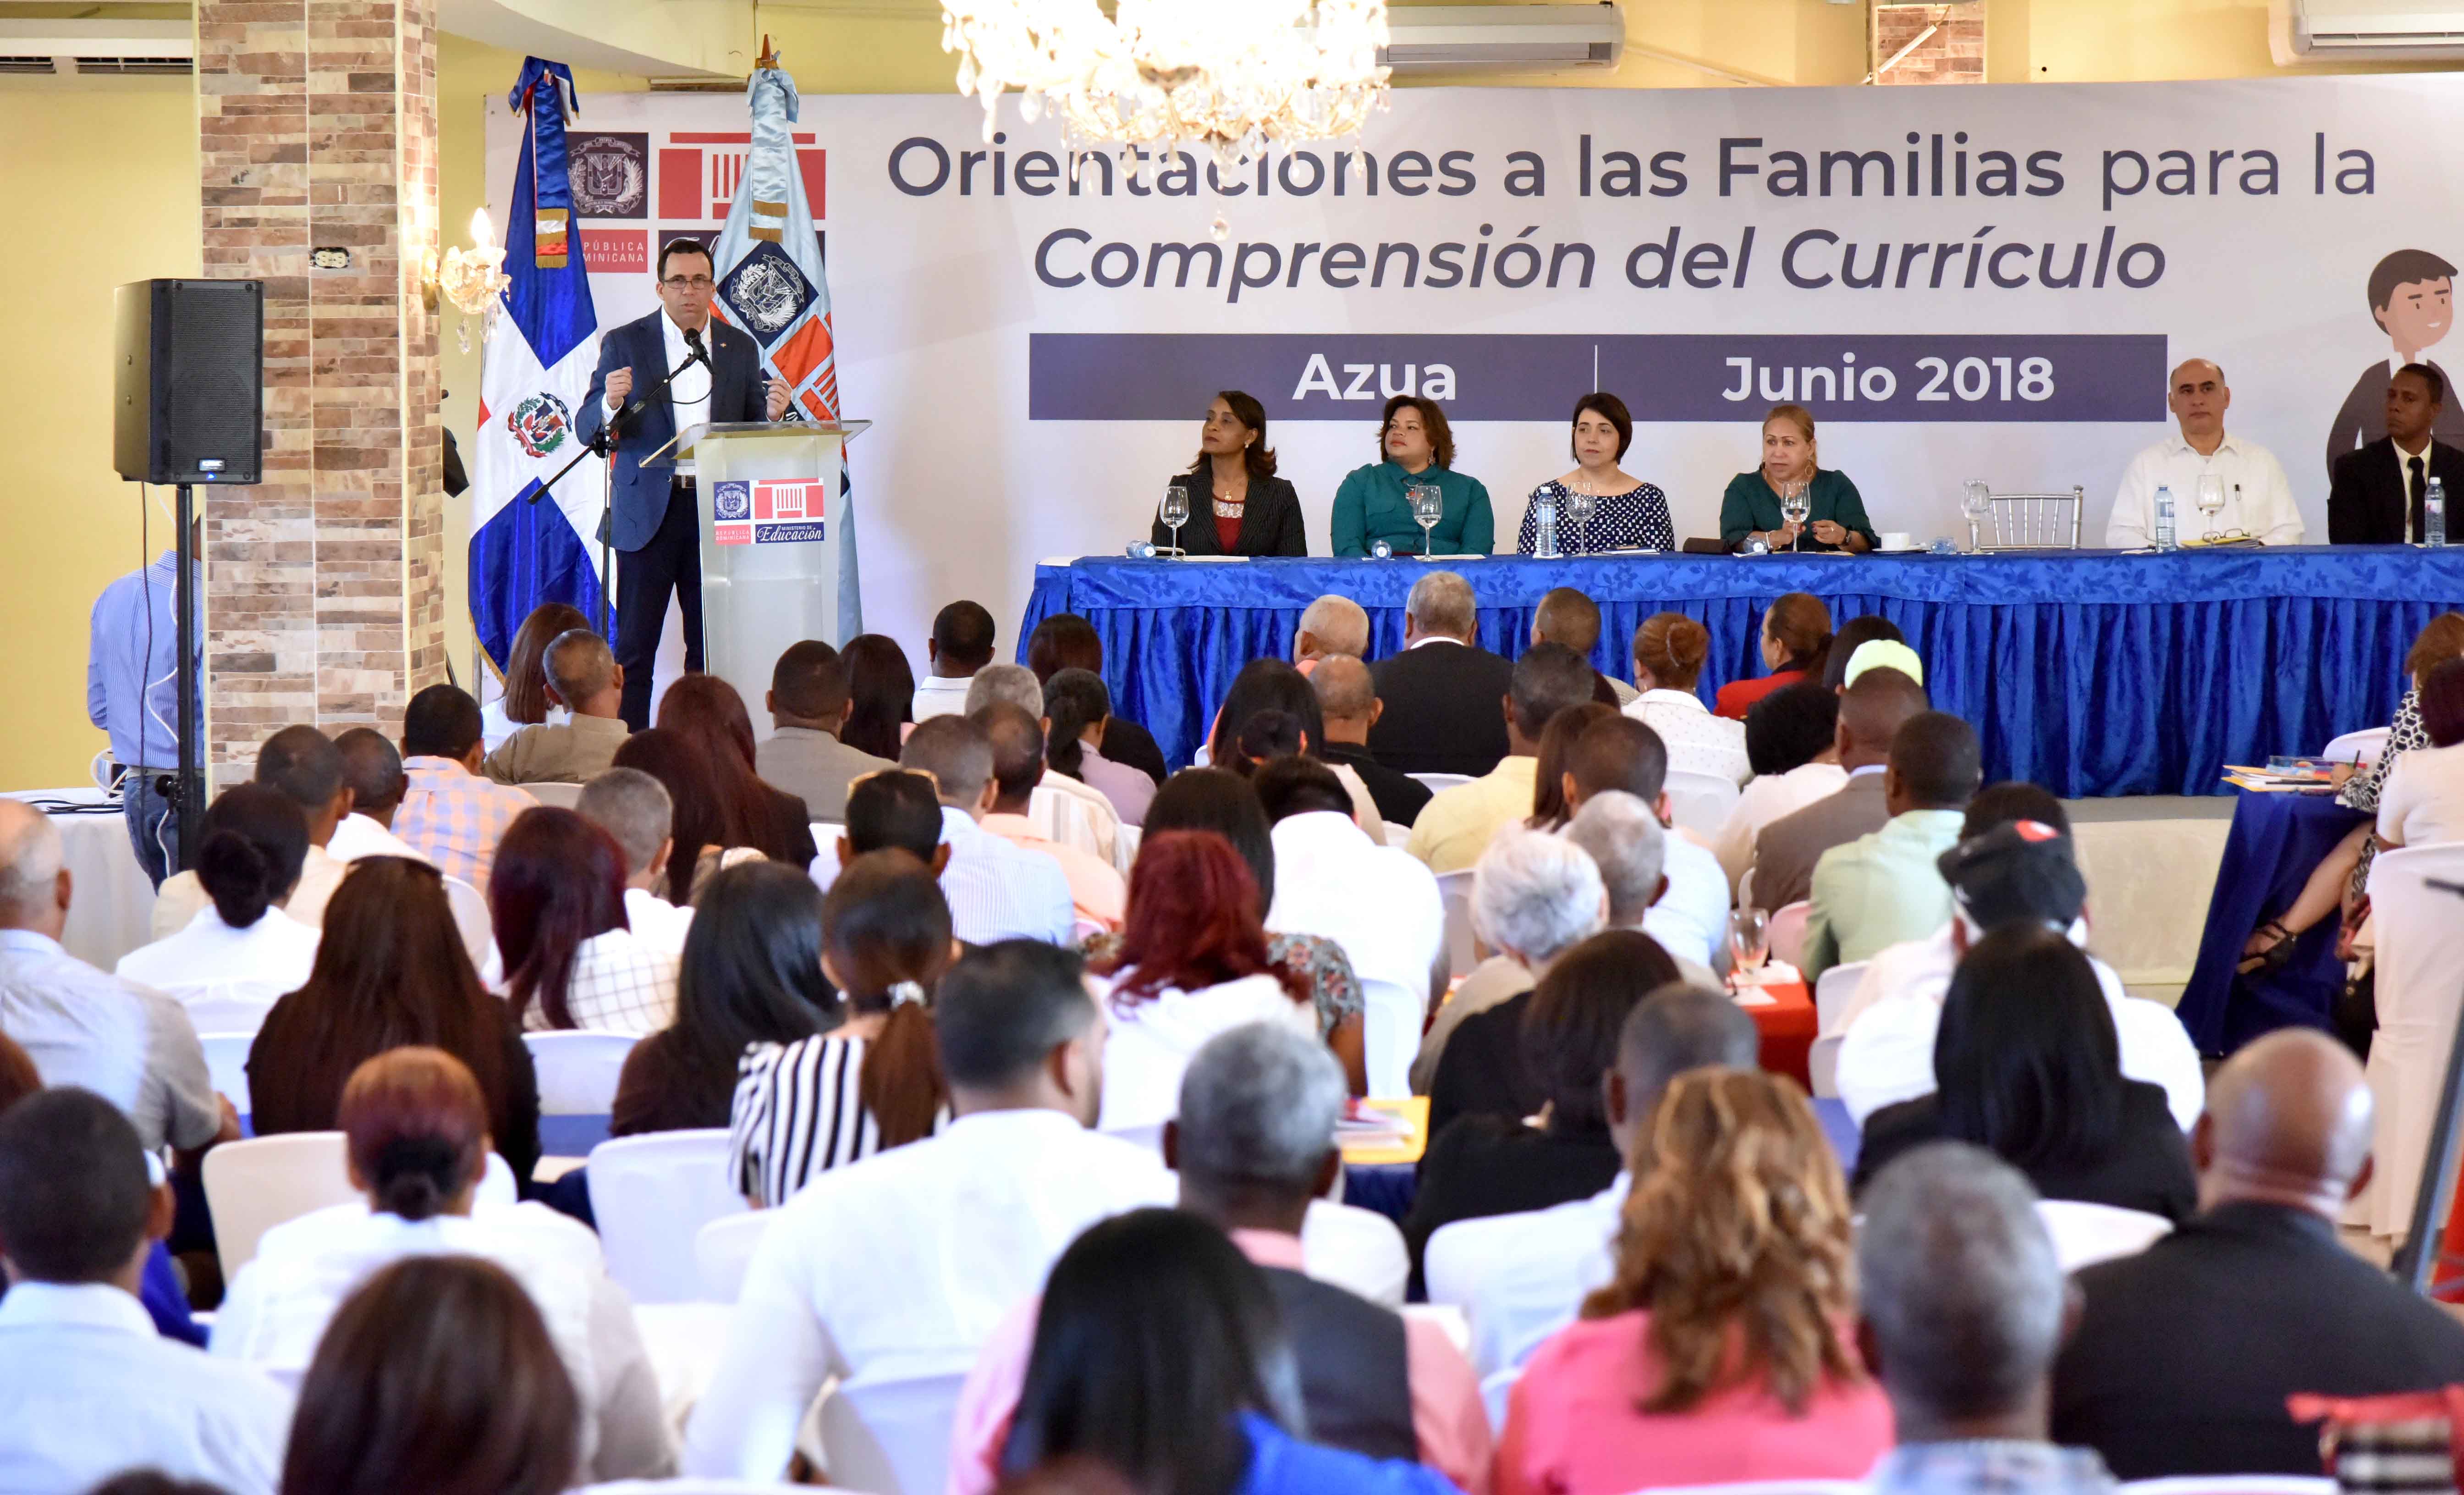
[1979, 485, 2085, 550]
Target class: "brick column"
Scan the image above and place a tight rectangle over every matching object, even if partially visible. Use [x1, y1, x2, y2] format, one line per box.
[196, 0, 446, 785]
[1874, 2, 1986, 85]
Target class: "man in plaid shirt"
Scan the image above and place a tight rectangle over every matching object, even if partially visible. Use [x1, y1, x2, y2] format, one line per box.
[394, 684, 536, 894]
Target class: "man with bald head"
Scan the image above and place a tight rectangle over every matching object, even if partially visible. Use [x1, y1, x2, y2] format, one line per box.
[1749, 666, 1929, 912]
[1310, 655, 1430, 828]
[2052, 1029, 2464, 1478]
[2104, 359, 2304, 548]
[1294, 595, 1370, 671]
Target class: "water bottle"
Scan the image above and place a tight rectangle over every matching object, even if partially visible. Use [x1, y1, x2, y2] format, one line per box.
[2153, 485, 2176, 551]
[1533, 488, 1562, 559]
[2430, 477, 2448, 548]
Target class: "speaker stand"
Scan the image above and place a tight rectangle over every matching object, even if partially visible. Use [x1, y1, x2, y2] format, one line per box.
[172, 483, 204, 872]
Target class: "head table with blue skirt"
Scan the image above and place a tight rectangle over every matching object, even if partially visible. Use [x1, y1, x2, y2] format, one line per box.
[1017, 546, 2464, 800]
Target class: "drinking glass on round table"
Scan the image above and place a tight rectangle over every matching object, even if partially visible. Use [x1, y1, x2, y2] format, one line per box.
[1408, 482, 1444, 557]
[1158, 484, 1191, 554]
[1730, 906, 1771, 985]
[1962, 479, 1992, 552]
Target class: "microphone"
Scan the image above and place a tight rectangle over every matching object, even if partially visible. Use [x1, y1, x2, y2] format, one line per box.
[683, 325, 710, 368]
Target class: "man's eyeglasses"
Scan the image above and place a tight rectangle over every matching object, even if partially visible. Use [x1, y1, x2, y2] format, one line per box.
[661, 275, 715, 292]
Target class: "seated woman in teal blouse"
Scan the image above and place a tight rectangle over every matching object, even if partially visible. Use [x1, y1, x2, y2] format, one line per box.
[1330, 395, 1496, 557]
[1719, 403, 1878, 554]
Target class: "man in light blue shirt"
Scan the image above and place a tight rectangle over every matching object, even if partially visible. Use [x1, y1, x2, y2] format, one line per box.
[87, 546, 200, 888]
[901, 716, 1075, 945]
[1802, 711, 1981, 980]
[0, 1088, 291, 1495]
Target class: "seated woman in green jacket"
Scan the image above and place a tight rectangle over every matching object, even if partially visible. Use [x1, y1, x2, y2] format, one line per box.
[1719, 403, 1878, 554]
[1330, 395, 1496, 557]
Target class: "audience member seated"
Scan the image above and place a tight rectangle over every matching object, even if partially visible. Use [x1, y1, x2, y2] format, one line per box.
[1026, 612, 1167, 784]
[117, 783, 320, 1019]
[1562, 792, 1718, 989]
[1294, 593, 1372, 671]
[1713, 592, 1832, 721]
[978, 703, 1128, 931]
[731, 851, 955, 1205]
[1045, 668, 1156, 827]
[1712, 683, 1844, 895]
[827, 766, 952, 874]
[576, 767, 694, 956]
[1803, 710, 1981, 979]
[1411, 826, 1605, 1096]
[836, 631, 918, 761]
[1560, 715, 1729, 969]
[490, 807, 679, 1035]
[1410, 931, 1682, 1287]
[213, 1048, 668, 1481]
[753, 639, 894, 823]
[1368, 570, 1516, 778]
[1842, 637, 1926, 690]
[1836, 797, 2203, 1130]
[1499, 1069, 1891, 1495]
[614, 861, 829, 1139]
[970, 663, 1129, 860]
[394, 684, 538, 894]
[655, 673, 820, 873]
[482, 601, 588, 751]
[903, 716, 1076, 944]
[995, 1208, 1458, 1495]
[0, 1087, 289, 1495]
[1255, 756, 1442, 1002]
[1408, 642, 1597, 873]
[151, 724, 352, 936]
[1626, 613, 1748, 783]
[1858, 1142, 2123, 1495]
[1533, 585, 1632, 706]
[2052, 1030, 2464, 1477]
[1088, 833, 1321, 1138]
[682, 940, 1176, 1478]
[1524, 703, 1622, 832]
[0, 802, 222, 1154]
[1820, 613, 1908, 692]
[1854, 927, 2197, 1220]
[1311, 655, 1433, 828]
[1749, 665, 1929, 912]
[277, 1254, 582, 1495]
[1208, 657, 1386, 841]
[2375, 656, 2464, 853]
[248, 856, 540, 1184]
[326, 726, 424, 864]
[916, 600, 998, 721]
[1446, 985, 1760, 1377]
[481, 629, 629, 786]
[609, 728, 739, 904]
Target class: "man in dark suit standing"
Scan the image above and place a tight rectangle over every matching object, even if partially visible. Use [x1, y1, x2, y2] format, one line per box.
[2330, 364, 2464, 544]
[2052, 1029, 2464, 1478]
[2326, 248, 2462, 477]
[580, 237, 790, 728]
[1366, 570, 1516, 778]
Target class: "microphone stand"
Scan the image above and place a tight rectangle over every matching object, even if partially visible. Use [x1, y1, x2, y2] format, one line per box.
[526, 340, 709, 638]
[2392, 875, 2464, 1293]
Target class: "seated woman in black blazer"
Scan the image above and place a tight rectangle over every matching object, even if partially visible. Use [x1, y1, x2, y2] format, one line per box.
[1153, 390, 1307, 556]
[1854, 924, 2197, 1222]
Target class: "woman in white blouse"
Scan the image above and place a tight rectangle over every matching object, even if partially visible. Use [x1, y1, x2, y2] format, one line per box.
[1088, 830, 1321, 1141]
[2377, 659, 2464, 853]
[211, 1047, 672, 1482]
[490, 806, 679, 1035]
[1625, 612, 1750, 785]
[116, 782, 319, 1027]
[1711, 681, 1848, 899]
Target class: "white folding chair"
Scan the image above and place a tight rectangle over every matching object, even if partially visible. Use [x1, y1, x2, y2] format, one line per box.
[1813, 960, 1867, 1036]
[2036, 1199, 2173, 1274]
[523, 1030, 641, 1160]
[198, 1031, 255, 1119]
[695, 1210, 775, 1302]
[200, 1132, 358, 1276]
[1409, 772, 1474, 795]
[810, 821, 843, 851]
[1434, 868, 1479, 980]
[1766, 899, 1812, 970]
[1382, 822, 1413, 850]
[587, 1130, 748, 1305]
[816, 1372, 971, 1495]
[2322, 727, 2392, 765]
[1662, 769, 1743, 838]
[2361, 841, 2464, 1236]
[1358, 977, 1426, 1100]
[518, 781, 584, 808]
[1808, 1033, 1844, 1100]
[1480, 1364, 1522, 1436]
[440, 872, 494, 970]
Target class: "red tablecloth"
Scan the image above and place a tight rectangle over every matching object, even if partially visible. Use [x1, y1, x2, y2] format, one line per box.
[1749, 981, 1817, 1090]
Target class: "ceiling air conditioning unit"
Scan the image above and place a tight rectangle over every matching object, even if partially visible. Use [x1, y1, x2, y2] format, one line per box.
[1379, 4, 1626, 72]
[0, 19, 192, 76]
[2275, 0, 2464, 61]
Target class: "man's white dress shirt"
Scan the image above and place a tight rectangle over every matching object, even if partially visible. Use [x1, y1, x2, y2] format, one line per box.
[679, 1108, 1178, 1479]
[1625, 688, 1751, 786]
[0, 928, 221, 1153]
[1092, 970, 1323, 1136]
[911, 673, 977, 721]
[1713, 760, 1848, 897]
[324, 811, 427, 865]
[0, 1280, 293, 1495]
[2105, 431, 2304, 548]
[1833, 922, 2205, 1130]
[1425, 1173, 1628, 1378]
[1265, 809, 1444, 996]
[1643, 831, 1729, 969]
[939, 805, 1075, 945]
[657, 307, 714, 422]
[115, 906, 320, 1023]
[623, 885, 696, 956]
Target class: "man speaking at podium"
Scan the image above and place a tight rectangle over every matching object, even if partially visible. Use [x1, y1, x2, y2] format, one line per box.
[582, 237, 792, 729]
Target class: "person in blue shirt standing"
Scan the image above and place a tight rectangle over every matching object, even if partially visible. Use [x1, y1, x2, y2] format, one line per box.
[1331, 396, 1496, 558]
[87, 540, 199, 888]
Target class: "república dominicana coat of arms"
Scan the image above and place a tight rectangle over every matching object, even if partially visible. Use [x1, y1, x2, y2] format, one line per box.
[567, 133, 648, 218]
[508, 392, 573, 458]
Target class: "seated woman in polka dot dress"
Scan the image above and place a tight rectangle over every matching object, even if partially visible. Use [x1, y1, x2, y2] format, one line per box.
[1516, 391, 1675, 555]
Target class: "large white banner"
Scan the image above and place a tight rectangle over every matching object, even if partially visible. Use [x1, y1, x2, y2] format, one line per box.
[488, 76, 2464, 652]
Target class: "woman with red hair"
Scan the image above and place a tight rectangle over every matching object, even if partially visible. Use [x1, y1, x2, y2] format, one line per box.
[1088, 831, 1320, 1141]
[489, 806, 679, 1035]
[654, 674, 819, 884]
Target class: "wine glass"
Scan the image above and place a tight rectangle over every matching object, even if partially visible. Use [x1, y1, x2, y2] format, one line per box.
[1780, 483, 1811, 552]
[1408, 483, 1444, 557]
[2195, 474, 2226, 540]
[1961, 479, 1993, 552]
[1564, 488, 1598, 555]
[1729, 906, 1771, 986]
[1158, 484, 1191, 555]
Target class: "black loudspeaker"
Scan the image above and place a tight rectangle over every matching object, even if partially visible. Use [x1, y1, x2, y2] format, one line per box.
[114, 278, 264, 485]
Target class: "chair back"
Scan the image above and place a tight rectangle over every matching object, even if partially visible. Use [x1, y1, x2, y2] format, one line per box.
[201, 1132, 358, 1275]
[1408, 772, 1474, 794]
[1358, 977, 1426, 1100]
[1813, 960, 1867, 1036]
[1808, 1032, 1844, 1099]
[198, 1031, 255, 1120]
[2361, 840, 2464, 1235]
[2323, 727, 2392, 765]
[440, 873, 494, 970]
[1382, 822, 1413, 850]
[1981, 485, 2087, 550]
[1661, 769, 1742, 838]
[2035, 1199, 2173, 1274]
[1766, 899, 1812, 970]
[695, 1210, 775, 1302]
[816, 1372, 971, 1495]
[523, 1030, 641, 1159]
[519, 781, 584, 808]
[587, 1129, 747, 1305]
[1434, 868, 1479, 979]
[1479, 1364, 1522, 1437]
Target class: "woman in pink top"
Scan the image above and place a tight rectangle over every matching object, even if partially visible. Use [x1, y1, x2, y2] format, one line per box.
[1496, 1069, 1891, 1495]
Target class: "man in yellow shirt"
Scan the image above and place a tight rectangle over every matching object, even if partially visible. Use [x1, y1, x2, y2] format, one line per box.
[1406, 643, 1598, 874]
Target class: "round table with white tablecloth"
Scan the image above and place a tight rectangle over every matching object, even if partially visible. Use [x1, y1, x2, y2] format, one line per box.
[3, 788, 158, 971]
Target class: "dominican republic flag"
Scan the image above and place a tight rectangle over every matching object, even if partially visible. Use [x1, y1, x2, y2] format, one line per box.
[707, 59, 862, 635]
[469, 56, 609, 669]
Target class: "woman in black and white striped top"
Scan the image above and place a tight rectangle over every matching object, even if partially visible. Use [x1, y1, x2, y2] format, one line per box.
[729, 850, 957, 1207]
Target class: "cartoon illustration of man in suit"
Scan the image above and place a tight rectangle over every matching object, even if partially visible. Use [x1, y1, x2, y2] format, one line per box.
[2327, 248, 2463, 477]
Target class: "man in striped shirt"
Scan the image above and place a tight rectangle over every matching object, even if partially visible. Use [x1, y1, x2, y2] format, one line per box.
[901, 716, 1075, 945]
[393, 684, 535, 895]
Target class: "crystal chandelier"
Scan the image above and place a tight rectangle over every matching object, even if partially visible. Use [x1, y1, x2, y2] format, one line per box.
[941, 0, 1392, 170]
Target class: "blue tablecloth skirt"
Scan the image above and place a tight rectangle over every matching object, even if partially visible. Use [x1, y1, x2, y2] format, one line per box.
[2174, 790, 2368, 1056]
